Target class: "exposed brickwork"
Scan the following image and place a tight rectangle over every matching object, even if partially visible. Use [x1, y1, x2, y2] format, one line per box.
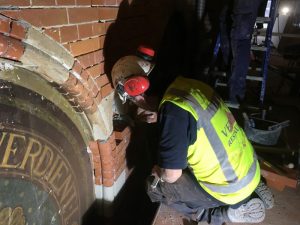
[0, 0, 30, 6]
[0, 34, 25, 61]
[88, 122, 132, 187]
[0, 0, 173, 191]
[0, 15, 10, 34]
[69, 37, 101, 56]
[89, 141, 102, 185]
[2, 9, 69, 27]
[101, 82, 113, 98]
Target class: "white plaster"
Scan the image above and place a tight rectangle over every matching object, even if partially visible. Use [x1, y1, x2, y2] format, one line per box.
[0, 63, 14, 71]
[113, 170, 126, 197]
[94, 184, 104, 199]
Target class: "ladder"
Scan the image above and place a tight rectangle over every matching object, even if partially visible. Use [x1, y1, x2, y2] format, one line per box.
[212, 0, 278, 104]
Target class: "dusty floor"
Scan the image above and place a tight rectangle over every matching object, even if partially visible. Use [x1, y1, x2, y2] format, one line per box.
[152, 186, 300, 225]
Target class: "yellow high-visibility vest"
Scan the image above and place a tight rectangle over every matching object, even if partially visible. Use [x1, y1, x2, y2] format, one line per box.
[160, 76, 260, 204]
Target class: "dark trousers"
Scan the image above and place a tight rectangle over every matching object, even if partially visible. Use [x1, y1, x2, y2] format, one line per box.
[147, 169, 235, 225]
[220, 0, 263, 102]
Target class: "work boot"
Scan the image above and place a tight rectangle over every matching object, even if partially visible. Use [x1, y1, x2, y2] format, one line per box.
[255, 180, 274, 209]
[227, 198, 265, 223]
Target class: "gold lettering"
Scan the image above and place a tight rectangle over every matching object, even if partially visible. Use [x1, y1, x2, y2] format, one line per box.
[48, 160, 67, 190]
[0, 132, 7, 146]
[33, 145, 54, 177]
[63, 187, 79, 223]
[45, 154, 60, 181]
[57, 174, 73, 203]
[19, 137, 42, 173]
[0, 133, 25, 168]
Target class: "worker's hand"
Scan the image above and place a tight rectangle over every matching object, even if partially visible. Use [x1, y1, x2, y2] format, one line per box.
[151, 165, 162, 177]
[136, 107, 157, 123]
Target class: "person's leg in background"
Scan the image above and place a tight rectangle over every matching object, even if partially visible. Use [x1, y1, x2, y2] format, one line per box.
[219, 2, 232, 69]
[228, 0, 263, 103]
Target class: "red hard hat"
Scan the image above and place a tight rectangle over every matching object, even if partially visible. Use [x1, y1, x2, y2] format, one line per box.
[137, 45, 155, 57]
[123, 76, 150, 96]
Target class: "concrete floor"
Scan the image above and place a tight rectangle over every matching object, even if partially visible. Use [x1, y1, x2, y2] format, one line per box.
[152, 186, 300, 225]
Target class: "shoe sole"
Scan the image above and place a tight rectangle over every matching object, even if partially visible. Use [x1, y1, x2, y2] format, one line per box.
[255, 181, 274, 209]
[227, 198, 265, 223]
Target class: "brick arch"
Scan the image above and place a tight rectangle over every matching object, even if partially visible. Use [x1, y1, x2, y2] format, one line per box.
[0, 14, 132, 209]
[0, 14, 113, 140]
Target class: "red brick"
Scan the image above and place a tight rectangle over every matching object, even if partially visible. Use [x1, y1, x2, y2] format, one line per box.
[76, 87, 89, 101]
[102, 177, 114, 187]
[31, 0, 56, 6]
[101, 82, 113, 98]
[87, 74, 96, 89]
[114, 125, 130, 140]
[0, 16, 11, 34]
[105, 0, 117, 6]
[92, 0, 105, 5]
[94, 177, 103, 185]
[90, 82, 100, 97]
[63, 43, 70, 52]
[94, 49, 104, 63]
[89, 141, 100, 155]
[68, 8, 99, 24]
[94, 167, 102, 177]
[57, 0, 75, 5]
[98, 7, 118, 21]
[95, 73, 109, 87]
[84, 101, 98, 114]
[78, 23, 94, 39]
[93, 155, 101, 163]
[76, 0, 92, 5]
[71, 61, 83, 75]
[78, 95, 93, 108]
[0, 0, 30, 6]
[0, 35, 9, 56]
[5, 37, 25, 61]
[77, 52, 96, 69]
[44, 28, 60, 42]
[2, 9, 68, 27]
[60, 25, 78, 43]
[102, 170, 114, 179]
[109, 133, 116, 149]
[99, 35, 105, 49]
[92, 23, 105, 36]
[69, 37, 101, 56]
[10, 21, 27, 40]
[80, 70, 90, 81]
[68, 82, 84, 95]
[63, 73, 78, 88]
[93, 162, 101, 170]
[95, 91, 102, 104]
[86, 64, 102, 78]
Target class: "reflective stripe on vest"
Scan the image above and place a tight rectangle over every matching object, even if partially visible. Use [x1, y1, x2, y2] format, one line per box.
[168, 88, 257, 194]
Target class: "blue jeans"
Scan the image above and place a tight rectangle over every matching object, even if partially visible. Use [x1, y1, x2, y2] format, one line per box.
[220, 0, 263, 102]
[146, 169, 251, 225]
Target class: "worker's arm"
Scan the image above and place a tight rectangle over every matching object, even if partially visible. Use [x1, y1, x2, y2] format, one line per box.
[161, 168, 182, 183]
[152, 165, 182, 183]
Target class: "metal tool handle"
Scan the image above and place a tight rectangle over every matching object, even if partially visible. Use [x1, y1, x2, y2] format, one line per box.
[151, 176, 162, 189]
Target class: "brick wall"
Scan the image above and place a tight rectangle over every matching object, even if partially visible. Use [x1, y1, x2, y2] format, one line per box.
[0, 0, 173, 188]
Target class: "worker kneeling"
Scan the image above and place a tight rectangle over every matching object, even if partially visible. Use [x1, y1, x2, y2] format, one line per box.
[111, 50, 274, 225]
